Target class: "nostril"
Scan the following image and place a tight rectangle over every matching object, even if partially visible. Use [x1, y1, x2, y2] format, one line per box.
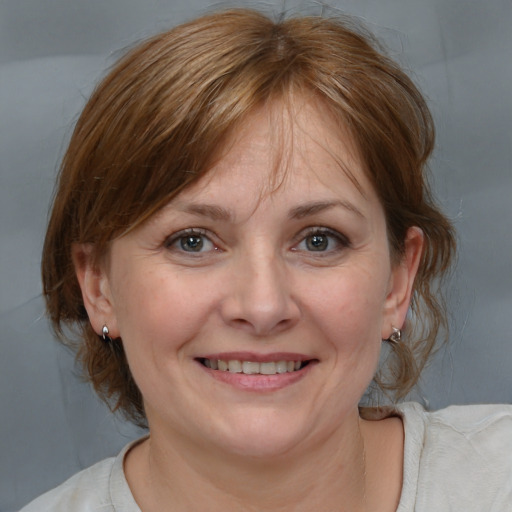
[219, 279, 300, 336]
[230, 318, 256, 331]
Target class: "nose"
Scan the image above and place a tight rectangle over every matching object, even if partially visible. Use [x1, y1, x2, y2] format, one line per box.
[220, 251, 300, 337]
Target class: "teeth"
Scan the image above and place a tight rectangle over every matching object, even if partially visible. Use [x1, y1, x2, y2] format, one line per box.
[260, 362, 276, 375]
[228, 360, 242, 373]
[242, 361, 260, 374]
[276, 361, 288, 374]
[203, 358, 306, 374]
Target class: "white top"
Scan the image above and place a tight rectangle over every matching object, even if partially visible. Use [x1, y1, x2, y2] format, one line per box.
[20, 402, 512, 511]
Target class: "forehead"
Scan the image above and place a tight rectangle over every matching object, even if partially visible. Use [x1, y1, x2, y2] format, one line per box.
[180, 96, 375, 209]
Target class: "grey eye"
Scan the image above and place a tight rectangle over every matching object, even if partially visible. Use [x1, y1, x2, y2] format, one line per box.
[294, 228, 350, 254]
[165, 230, 216, 254]
[180, 234, 205, 252]
[305, 234, 329, 251]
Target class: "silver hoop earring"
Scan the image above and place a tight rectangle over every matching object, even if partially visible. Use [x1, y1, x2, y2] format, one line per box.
[388, 327, 401, 344]
[102, 325, 112, 342]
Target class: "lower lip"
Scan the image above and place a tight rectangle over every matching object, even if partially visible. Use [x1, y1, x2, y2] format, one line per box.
[198, 362, 315, 391]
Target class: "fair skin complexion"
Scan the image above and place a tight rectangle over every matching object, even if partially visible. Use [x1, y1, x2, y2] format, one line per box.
[75, 98, 423, 511]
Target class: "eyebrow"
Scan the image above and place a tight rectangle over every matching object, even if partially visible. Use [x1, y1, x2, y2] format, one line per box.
[177, 200, 365, 222]
[179, 203, 233, 221]
[289, 200, 365, 219]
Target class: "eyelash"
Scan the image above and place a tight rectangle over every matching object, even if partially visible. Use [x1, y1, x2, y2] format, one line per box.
[164, 227, 350, 256]
[164, 228, 218, 254]
[293, 227, 351, 254]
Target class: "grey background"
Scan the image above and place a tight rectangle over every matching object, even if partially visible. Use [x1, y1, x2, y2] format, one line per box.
[1, 0, 510, 510]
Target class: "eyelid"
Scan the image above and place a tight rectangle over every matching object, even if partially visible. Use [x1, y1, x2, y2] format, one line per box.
[164, 227, 204, 245]
[162, 226, 350, 255]
[292, 226, 351, 251]
[164, 228, 219, 252]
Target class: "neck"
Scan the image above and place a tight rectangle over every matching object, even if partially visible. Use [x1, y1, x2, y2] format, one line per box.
[126, 412, 370, 512]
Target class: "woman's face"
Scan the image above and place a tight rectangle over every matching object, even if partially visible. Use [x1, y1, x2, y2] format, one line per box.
[80, 99, 420, 457]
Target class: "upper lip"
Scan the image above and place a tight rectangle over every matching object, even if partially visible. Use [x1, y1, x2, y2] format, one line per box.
[197, 352, 313, 363]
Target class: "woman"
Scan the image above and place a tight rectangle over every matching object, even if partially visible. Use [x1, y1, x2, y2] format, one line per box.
[22, 8, 511, 511]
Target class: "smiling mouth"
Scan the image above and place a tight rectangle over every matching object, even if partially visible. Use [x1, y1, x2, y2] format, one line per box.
[197, 358, 312, 375]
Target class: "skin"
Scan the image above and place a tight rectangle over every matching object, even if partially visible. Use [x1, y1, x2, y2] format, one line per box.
[75, 97, 423, 511]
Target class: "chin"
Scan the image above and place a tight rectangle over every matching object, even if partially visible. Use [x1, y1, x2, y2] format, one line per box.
[210, 411, 315, 459]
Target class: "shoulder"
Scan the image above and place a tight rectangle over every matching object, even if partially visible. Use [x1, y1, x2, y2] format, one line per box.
[399, 401, 512, 439]
[19, 436, 145, 512]
[423, 402, 512, 430]
[400, 402, 512, 511]
[405, 402, 512, 457]
[420, 403, 512, 479]
[19, 457, 116, 511]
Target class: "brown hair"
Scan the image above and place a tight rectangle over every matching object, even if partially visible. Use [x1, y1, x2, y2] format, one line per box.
[42, 8, 455, 424]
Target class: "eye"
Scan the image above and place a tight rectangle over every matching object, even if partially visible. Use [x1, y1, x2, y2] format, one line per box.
[165, 229, 217, 253]
[305, 233, 330, 251]
[294, 228, 349, 253]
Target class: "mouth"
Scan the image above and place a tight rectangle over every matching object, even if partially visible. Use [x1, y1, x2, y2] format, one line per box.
[196, 358, 313, 375]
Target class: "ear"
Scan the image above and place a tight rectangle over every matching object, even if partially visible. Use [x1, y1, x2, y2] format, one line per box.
[381, 227, 424, 340]
[72, 244, 119, 338]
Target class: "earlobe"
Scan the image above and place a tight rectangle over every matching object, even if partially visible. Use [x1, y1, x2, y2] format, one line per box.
[72, 244, 118, 338]
[382, 227, 424, 339]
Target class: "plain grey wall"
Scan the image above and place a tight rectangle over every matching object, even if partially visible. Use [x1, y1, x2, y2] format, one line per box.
[1, 0, 511, 510]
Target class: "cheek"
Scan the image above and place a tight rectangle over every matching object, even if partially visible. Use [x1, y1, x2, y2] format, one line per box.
[312, 267, 388, 332]
[112, 265, 218, 357]
[303, 264, 389, 374]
